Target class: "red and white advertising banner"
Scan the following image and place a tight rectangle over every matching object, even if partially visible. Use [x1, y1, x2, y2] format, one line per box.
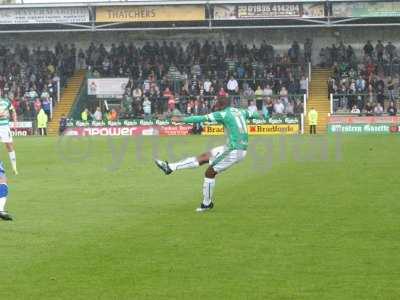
[63, 125, 193, 137]
[328, 116, 400, 124]
[10, 121, 33, 136]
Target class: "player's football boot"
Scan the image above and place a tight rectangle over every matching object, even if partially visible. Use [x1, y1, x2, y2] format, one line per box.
[196, 202, 214, 212]
[154, 159, 173, 175]
[0, 211, 13, 221]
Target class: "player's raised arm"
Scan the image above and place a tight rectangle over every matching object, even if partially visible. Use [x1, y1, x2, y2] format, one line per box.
[176, 112, 223, 124]
[171, 115, 206, 123]
[243, 109, 264, 120]
[182, 115, 208, 124]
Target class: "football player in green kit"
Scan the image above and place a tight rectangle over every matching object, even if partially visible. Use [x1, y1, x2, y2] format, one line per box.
[155, 97, 261, 212]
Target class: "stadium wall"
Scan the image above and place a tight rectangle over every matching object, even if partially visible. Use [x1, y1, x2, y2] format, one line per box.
[2, 27, 400, 63]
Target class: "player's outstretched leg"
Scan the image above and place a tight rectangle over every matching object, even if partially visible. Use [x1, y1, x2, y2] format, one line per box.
[196, 166, 217, 212]
[154, 153, 210, 175]
[0, 162, 12, 221]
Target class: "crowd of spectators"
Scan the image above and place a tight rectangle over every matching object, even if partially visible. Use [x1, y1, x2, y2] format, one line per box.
[83, 39, 311, 119]
[0, 42, 75, 121]
[326, 40, 399, 115]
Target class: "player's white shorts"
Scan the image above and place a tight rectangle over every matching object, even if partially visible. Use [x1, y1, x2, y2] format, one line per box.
[0, 126, 12, 143]
[209, 145, 247, 173]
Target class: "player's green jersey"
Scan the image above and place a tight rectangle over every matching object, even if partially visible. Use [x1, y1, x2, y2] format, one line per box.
[0, 97, 13, 126]
[183, 107, 260, 150]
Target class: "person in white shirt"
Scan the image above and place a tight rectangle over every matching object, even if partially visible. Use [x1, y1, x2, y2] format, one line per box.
[203, 79, 212, 95]
[273, 99, 285, 114]
[226, 76, 238, 95]
[299, 76, 308, 94]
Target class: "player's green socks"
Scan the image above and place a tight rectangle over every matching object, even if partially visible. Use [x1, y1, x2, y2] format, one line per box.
[169, 157, 199, 172]
[202, 178, 215, 206]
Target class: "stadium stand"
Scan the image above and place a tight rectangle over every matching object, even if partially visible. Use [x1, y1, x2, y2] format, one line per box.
[0, 43, 75, 121]
[2, 36, 399, 136]
[80, 40, 308, 119]
[327, 41, 399, 114]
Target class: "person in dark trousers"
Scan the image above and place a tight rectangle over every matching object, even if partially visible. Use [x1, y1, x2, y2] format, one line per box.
[59, 114, 67, 135]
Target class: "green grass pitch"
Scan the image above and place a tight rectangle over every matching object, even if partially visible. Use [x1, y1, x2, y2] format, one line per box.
[0, 135, 399, 299]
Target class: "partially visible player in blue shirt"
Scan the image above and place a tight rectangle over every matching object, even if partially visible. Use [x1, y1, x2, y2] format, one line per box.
[0, 161, 12, 221]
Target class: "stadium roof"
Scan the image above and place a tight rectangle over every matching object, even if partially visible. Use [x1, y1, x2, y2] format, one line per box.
[0, 0, 391, 8]
[3, 0, 380, 7]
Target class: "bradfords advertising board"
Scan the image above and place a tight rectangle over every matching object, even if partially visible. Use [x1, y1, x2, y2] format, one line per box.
[87, 78, 129, 98]
[0, 7, 89, 24]
[202, 124, 299, 135]
[328, 116, 400, 134]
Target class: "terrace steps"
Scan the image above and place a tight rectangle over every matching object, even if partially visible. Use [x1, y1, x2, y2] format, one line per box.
[47, 70, 85, 136]
[306, 68, 331, 134]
